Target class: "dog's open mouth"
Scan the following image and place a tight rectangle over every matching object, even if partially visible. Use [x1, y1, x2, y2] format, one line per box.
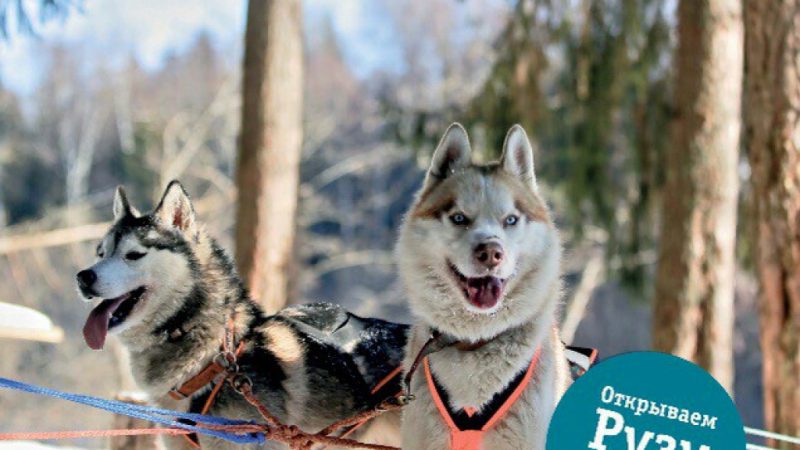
[448, 262, 506, 310]
[83, 287, 146, 350]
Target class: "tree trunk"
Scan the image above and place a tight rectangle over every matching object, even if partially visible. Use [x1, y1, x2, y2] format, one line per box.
[652, 0, 742, 393]
[235, 0, 304, 312]
[744, 0, 800, 441]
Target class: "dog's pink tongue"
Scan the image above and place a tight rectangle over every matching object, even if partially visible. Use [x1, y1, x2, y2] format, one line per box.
[467, 277, 503, 309]
[83, 297, 127, 350]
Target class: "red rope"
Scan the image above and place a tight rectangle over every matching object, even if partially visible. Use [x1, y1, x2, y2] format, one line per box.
[0, 427, 192, 441]
[0, 422, 271, 441]
[0, 326, 402, 450]
[0, 389, 400, 449]
[237, 383, 400, 450]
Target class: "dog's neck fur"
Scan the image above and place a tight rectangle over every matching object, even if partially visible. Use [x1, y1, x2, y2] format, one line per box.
[118, 231, 262, 398]
[401, 220, 563, 411]
[421, 278, 559, 410]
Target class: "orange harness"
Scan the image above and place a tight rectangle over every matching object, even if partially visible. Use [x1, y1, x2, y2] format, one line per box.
[423, 349, 541, 450]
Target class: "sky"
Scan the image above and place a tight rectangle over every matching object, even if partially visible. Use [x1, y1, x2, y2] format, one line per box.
[0, 0, 405, 97]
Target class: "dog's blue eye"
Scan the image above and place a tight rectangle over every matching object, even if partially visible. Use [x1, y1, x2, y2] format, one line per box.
[504, 215, 519, 227]
[126, 251, 147, 261]
[449, 213, 469, 226]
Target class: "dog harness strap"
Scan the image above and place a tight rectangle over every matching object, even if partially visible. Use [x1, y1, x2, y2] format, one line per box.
[564, 345, 599, 379]
[481, 348, 539, 430]
[169, 317, 245, 449]
[169, 362, 228, 400]
[169, 316, 244, 401]
[371, 366, 404, 397]
[424, 349, 541, 450]
[403, 330, 443, 393]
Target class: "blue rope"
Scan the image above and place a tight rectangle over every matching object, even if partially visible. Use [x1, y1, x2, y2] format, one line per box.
[0, 377, 265, 444]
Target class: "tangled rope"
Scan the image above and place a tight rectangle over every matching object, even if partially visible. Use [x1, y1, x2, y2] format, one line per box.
[233, 375, 402, 450]
[0, 375, 402, 449]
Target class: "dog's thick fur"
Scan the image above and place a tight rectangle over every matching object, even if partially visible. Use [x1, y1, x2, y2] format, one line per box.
[76, 182, 405, 449]
[396, 124, 571, 449]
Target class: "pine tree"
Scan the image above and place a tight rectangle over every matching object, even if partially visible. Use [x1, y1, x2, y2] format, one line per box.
[744, 0, 800, 440]
[652, 0, 743, 392]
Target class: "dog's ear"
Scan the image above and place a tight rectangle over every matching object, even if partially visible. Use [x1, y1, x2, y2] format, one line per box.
[423, 123, 472, 191]
[113, 186, 139, 221]
[155, 180, 197, 238]
[500, 125, 537, 191]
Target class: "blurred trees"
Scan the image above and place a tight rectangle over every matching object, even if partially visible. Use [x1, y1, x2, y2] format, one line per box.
[0, 0, 782, 433]
[0, 0, 69, 38]
[0, 82, 24, 226]
[652, 0, 742, 393]
[386, 0, 674, 291]
[235, 0, 304, 312]
[36, 47, 111, 212]
[0, 31, 240, 433]
[0, 35, 236, 226]
[744, 0, 800, 440]
[382, 0, 750, 395]
[450, 0, 741, 393]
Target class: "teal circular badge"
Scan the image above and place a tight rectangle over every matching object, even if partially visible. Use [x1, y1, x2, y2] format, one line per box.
[547, 351, 745, 450]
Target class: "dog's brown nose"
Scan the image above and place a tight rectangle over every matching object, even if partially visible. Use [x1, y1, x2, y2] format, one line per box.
[474, 242, 504, 269]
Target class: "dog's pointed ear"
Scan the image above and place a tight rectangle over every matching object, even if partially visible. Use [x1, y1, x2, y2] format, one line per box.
[423, 123, 472, 191]
[113, 186, 138, 221]
[155, 180, 197, 238]
[500, 125, 537, 191]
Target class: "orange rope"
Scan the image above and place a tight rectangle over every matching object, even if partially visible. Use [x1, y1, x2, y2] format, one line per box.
[317, 397, 403, 437]
[370, 366, 403, 395]
[0, 427, 192, 440]
[201, 380, 226, 415]
[237, 383, 400, 450]
[0, 382, 401, 450]
[315, 397, 404, 450]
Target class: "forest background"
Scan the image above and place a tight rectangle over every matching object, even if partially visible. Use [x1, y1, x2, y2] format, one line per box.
[0, 0, 794, 447]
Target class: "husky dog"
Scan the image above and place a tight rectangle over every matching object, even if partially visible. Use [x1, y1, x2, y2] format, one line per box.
[76, 181, 406, 449]
[396, 124, 571, 449]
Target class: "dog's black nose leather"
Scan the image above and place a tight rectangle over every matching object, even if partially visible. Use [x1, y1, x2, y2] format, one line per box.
[77, 270, 97, 288]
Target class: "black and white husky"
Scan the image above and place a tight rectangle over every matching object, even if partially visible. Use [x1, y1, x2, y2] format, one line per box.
[76, 181, 406, 449]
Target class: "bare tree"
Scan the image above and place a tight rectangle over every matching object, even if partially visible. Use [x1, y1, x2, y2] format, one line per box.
[35, 48, 110, 212]
[235, 0, 304, 312]
[63, 98, 106, 208]
[652, 0, 742, 392]
[0, 0, 70, 38]
[744, 0, 800, 441]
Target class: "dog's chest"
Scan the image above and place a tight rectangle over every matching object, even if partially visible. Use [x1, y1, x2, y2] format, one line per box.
[480, 386, 551, 450]
[429, 337, 553, 408]
[402, 373, 551, 450]
[403, 341, 558, 450]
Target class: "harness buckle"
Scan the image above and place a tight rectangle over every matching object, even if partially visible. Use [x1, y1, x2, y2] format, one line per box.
[214, 351, 238, 373]
[231, 374, 253, 394]
[168, 387, 188, 400]
[394, 393, 415, 406]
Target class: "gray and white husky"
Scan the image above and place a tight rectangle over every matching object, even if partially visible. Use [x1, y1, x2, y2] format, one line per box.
[76, 181, 406, 449]
[396, 124, 571, 449]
